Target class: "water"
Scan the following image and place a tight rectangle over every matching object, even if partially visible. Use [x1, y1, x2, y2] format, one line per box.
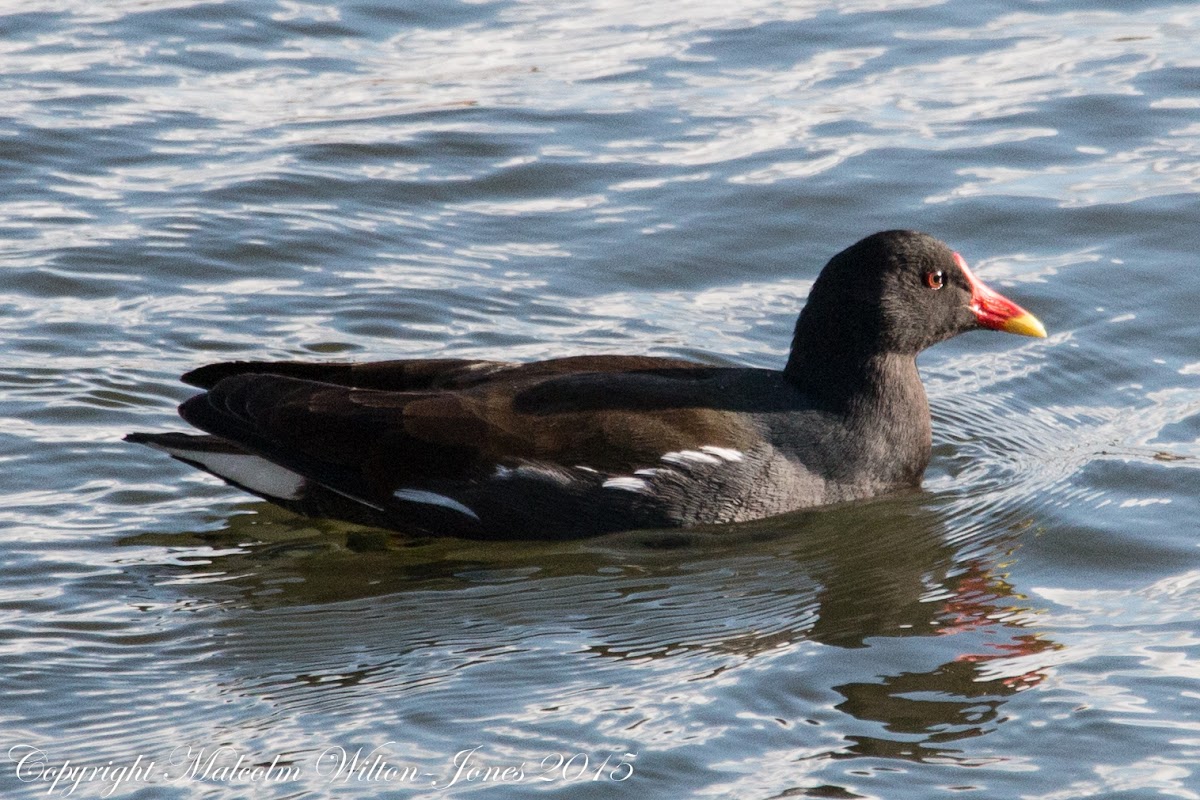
[2, 0, 1199, 797]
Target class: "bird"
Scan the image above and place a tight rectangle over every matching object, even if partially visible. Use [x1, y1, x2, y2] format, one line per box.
[127, 230, 1045, 540]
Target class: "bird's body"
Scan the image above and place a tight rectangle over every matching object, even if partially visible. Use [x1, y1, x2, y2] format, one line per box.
[128, 230, 1045, 539]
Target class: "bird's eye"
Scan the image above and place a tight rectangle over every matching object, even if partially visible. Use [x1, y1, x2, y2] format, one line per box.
[923, 270, 945, 290]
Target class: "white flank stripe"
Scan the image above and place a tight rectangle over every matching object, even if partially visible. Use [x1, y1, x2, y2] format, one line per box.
[700, 445, 744, 462]
[517, 464, 573, 485]
[602, 477, 650, 493]
[392, 488, 480, 520]
[661, 449, 721, 466]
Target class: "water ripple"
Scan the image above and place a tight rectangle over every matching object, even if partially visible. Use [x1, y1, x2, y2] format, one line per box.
[3, 1, 1200, 798]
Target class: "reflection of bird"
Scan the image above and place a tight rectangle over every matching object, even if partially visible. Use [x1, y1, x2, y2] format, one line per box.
[128, 230, 1044, 539]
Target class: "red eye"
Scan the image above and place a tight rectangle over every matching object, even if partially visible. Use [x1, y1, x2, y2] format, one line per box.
[924, 270, 945, 290]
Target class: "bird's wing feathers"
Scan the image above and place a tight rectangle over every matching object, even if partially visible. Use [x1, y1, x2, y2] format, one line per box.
[177, 366, 762, 519]
[181, 358, 513, 391]
[181, 354, 702, 391]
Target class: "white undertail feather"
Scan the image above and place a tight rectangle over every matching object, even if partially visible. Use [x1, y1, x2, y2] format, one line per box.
[148, 443, 306, 500]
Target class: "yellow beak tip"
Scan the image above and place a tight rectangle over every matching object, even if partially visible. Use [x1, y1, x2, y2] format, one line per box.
[1000, 312, 1047, 339]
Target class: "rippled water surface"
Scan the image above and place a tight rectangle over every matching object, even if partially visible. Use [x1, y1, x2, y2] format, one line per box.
[3, 1, 1200, 798]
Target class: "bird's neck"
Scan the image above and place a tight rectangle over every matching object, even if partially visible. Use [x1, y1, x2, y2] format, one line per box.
[784, 343, 922, 413]
[782, 307, 913, 405]
[784, 337, 932, 486]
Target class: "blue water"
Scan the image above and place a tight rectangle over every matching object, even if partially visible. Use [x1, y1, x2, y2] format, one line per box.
[3, 1, 1200, 798]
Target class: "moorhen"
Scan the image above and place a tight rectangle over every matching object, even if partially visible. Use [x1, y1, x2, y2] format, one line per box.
[127, 230, 1045, 539]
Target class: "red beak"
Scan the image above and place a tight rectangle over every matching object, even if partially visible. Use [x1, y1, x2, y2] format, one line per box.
[954, 253, 1046, 338]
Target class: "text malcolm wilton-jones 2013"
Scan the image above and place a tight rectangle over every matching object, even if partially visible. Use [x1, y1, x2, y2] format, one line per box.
[8, 743, 638, 795]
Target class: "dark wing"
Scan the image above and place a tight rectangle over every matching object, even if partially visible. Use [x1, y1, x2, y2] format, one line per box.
[181, 354, 702, 391]
[182, 358, 512, 391]
[172, 365, 770, 538]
